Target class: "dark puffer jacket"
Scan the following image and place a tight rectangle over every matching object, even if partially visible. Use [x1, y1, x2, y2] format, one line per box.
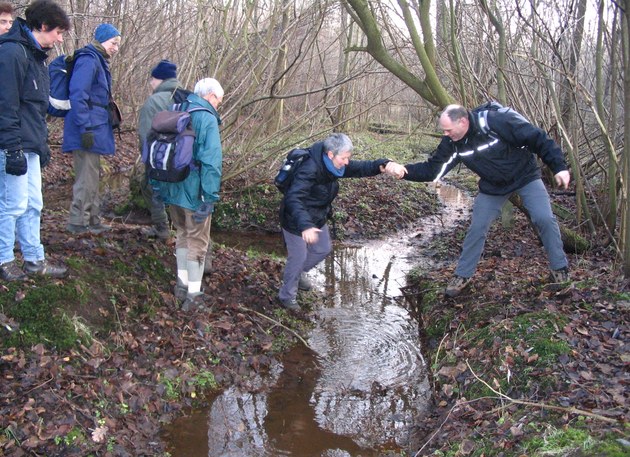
[280, 141, 388, 236]
[404, 109, 568, 195]
[0, 19, 51, 158]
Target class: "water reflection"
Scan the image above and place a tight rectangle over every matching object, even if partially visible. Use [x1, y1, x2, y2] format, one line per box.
[165, 184, 471, 456]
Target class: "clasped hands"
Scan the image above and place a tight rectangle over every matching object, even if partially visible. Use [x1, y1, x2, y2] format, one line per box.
[380, 161, 407, 179]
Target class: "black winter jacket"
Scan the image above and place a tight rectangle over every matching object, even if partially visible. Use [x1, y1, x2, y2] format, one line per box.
[0, 19, 51, 159]
[280, 141, 388, 236]
[404, 109, 568, 195]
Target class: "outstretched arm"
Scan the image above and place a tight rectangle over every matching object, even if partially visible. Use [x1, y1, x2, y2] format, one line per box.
[381, 161, 407, 179]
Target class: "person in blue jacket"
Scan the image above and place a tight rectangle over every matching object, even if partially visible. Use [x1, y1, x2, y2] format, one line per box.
[0, 0, 70, 281]
[278, 133, 405, 311]
[384, 104, 571, 297]
[64, 23, 121, 234]
[152, 78, 224, 311]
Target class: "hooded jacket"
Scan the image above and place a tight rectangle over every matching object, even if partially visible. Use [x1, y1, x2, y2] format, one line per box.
[404, 109, 568, 195]
[62, 43, 115, 155]
[153, 93, 222, 211]
[0, 19, 51, 159]
[280, 141, 388, 236]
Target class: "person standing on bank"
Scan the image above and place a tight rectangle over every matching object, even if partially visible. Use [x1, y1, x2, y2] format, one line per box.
[137, 59, 187, 240]
[64, 23, 121, 235]
[0, 0, 70, 280]
[152, 78, 223, 311]
[278, 133, 405, 311]
[0, 2, 15, 35]
[385, 104, 571, 297]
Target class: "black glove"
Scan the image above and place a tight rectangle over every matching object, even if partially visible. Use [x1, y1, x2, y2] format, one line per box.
[4, 149, 27, 176]
[81, 132, 95, 150]
[39, 145, 51, 168]
[192, 202, 214, 224]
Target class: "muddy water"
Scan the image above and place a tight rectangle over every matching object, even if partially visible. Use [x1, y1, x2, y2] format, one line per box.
[164, 184, 471, 456]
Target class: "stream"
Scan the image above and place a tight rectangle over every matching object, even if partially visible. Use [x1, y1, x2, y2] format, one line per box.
[163, 183, 471, 456]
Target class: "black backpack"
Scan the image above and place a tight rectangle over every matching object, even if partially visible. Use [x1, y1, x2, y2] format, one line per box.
[471, 101, 530, 136]
[274, 148, 310, 194]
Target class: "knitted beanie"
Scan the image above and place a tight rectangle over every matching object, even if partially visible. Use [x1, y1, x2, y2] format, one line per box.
[94, 23, 120, 43]
[151, 60, 177, 80]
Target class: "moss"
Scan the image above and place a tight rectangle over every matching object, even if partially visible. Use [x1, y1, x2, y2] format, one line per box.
[0, 281, 83, 350]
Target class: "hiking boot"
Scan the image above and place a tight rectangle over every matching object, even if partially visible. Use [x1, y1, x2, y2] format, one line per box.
[181, 292, 206, 312]
[0, 260, 27, 281]
[174, 280, 188, 302]
[278, 296, 300, 311]
[141, 223, 170, 240]
[550, 267, 570, 283]
[88, 223, 111, 234]
[66, 223, 88, 234]
[298, 274, 313, 291]
[445, 275, 471, 298]
[23, 260, 68, 278]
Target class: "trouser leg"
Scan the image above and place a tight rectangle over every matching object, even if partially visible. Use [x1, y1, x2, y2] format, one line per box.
[69, 150, 101, 226]
[0, 150, 27, 263]
[518, 179, 568, 271]
[170, 205, 212, 294]
[454, 192, 507, 278]
[15, 153, 44, 262]
[279, 225, 332, 301]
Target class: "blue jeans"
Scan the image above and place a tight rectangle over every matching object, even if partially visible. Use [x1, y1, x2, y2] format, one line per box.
[0, 151, 45, 263]
[455, 179, 568, 278]
[279, 225, 332, 301]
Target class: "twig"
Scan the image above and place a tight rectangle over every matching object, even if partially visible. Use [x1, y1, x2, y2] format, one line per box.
[465, 360, 619, 424]
[239, 305, 310, 348]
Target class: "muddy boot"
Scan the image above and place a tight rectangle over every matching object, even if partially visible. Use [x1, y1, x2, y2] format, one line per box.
[0, 260, 27, 281]
[141, 223, 170, 240]
[181, 292, 206, 312]
[173, 279, 187, 302]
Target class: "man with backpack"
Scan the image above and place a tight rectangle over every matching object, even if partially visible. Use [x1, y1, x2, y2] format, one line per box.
[0, 0, 70, 281]
[278, 133, 405, 311]
[386, 103, 571, 297]
[151, 78, 224, 311]
[137, 59, 187, 240]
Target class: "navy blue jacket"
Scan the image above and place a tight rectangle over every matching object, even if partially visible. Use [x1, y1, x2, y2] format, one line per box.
[280, 141, 388, 236]
[404, 110, 568, 195]
[62, 43, 115, 155]
[0, 19, 51, 158]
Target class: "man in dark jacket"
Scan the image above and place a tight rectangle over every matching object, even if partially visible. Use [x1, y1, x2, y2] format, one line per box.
[278, 133, 403, 311]
[0, 0, 70, 281]
[137, 59, 186, 240]
[386, 104, 571, 297]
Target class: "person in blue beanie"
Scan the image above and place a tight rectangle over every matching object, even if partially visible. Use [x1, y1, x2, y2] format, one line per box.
[64, 23, 122, 235]
[0, 0, 70, 281]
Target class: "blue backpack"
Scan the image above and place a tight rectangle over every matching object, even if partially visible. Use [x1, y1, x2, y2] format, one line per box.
[48, 53, 77, 117]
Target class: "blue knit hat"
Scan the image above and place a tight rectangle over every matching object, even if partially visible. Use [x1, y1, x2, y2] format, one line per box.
[151, 60, 177, 80]
[94, 23, 121, 43]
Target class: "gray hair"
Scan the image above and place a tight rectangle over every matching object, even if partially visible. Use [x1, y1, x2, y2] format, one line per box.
[194, 78, 224, 98]
[442, 104, 468, 122]
[323, 133, 353, 156]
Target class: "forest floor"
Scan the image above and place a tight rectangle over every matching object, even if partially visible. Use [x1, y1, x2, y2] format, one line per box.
[0, 130, 628, 456]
